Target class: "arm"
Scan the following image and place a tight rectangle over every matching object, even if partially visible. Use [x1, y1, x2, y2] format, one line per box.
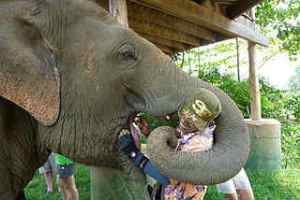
[118, 130, 170, 186]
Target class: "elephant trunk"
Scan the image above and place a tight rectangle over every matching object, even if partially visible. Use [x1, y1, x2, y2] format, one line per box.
[146, 69, 250, 185]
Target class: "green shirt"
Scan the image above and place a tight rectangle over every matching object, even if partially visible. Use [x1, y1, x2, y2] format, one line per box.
[55, 153, 73, 165]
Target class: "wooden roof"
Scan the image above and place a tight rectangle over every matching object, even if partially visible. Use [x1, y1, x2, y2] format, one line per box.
[96, 0, 267, 55]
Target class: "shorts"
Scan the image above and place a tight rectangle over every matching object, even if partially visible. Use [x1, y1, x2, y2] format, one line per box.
[39, 153, 57, 174]
[57, 164, 75, 178]
[216, 168, 252, 194]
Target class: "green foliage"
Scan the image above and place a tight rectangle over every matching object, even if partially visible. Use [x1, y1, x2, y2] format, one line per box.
[141, 113, 178, 130]
[288, 66, 300, 94]
[205, 186, 224, 199]
[284, 95, 300, 120]
[198, 65, 300, 168]
[175, 44, 300, 169]
[198, 67, 252, 118]
[219, 78, 251, 116]
[281, 122, 300, 168]
[25, 165, 300, 200]
[259, 79, 287, 120]
[195, 62, 293, 121]
[246, 170, 300, 200]
[205, 169, 300, 200]
[25, 172, 61, 200]
[256, 0, 300, 58]
[25, 164, 90, 200]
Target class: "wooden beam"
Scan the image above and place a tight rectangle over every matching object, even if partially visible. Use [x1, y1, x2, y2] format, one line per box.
[227, 0, 264, 19]
[235, 15, 255, 30]
[156, 44, 175, 55]
[129, 0, 268, 46]
[213, 0, 239, 5]
[137, 33, 191, 51]
[109, 0, 129, 28]
[130, 19, 202, 46]
[127, 2, 216, 42]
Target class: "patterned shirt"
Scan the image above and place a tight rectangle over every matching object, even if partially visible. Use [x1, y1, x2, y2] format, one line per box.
[164, 124, 215, 200]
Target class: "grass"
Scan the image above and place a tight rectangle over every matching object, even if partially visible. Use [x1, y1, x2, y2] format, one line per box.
[247, 169, 300, 200]
[25, 165, 300, 200]
[206, 169, 300, 200]
[25, 164, 90, 200]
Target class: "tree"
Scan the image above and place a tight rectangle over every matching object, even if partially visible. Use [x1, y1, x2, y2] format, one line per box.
[288, 66, 300, 93]
[256, 0, 300, 58]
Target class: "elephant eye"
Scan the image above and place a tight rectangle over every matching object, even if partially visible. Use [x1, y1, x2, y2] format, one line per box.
[117, 43, 137, 63]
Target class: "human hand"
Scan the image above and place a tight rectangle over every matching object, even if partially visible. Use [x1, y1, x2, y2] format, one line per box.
[118, 129, 139, 156]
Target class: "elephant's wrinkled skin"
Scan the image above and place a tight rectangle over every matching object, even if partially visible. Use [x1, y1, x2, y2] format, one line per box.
[0, 0, 249, 199]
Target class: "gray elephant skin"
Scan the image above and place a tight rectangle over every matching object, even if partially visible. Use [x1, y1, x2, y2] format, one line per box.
[0, 0, 249, 199]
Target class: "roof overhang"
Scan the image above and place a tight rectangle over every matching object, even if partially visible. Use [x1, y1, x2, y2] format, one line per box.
[130, 0, 268, 46]
[96, 0, 268, 54]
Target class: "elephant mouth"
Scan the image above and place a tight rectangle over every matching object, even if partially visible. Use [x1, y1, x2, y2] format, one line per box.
[122, 83, 147, 112]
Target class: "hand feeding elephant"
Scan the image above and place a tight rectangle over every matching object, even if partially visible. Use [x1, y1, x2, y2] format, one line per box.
[0, 0, 249, 199]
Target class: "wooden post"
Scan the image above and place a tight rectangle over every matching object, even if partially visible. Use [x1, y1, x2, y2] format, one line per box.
[246, 52, 282, 170]
[248, 8, 261, 120]
[109, 0, 129, 28]
[245, 9, 281, 172]
[236, 38, 241, 82]
[248, 41, 261, 120]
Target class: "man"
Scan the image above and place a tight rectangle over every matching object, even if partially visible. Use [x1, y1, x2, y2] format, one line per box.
[39, 152, 57, 195]
[55, 154, 79, 200]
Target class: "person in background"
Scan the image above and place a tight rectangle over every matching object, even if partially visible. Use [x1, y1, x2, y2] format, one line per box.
[55, 154, 79, 200]
[216, 168, 255, 200]
[38, 152, 57, 196]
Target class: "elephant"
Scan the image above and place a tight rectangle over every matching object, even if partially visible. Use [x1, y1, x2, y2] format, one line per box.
[0, 0, 249, 199]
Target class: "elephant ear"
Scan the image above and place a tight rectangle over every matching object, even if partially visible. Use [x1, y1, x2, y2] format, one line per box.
[0, 17, 60, 126]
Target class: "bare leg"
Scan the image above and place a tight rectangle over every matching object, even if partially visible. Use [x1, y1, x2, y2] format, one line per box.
[56, 175, 61, 192]
[43, 171, 53, 192]
[237, 189, 255, 200]
[58, 177, 67, 199]
[60, 176, 79, 200]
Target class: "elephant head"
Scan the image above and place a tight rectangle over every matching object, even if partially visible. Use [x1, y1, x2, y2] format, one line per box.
[0, 0, 249, 186]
